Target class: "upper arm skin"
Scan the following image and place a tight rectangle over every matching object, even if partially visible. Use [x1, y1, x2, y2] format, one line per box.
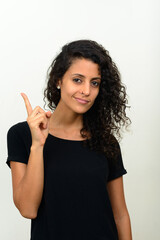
[106, 176, 129, 221]
[10, 161, 27, 208]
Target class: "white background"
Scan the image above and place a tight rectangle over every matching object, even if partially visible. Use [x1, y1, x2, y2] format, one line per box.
[1, 0, 160, 239]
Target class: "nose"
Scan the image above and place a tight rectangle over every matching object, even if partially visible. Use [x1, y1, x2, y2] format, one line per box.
[80, 82, 90, 95]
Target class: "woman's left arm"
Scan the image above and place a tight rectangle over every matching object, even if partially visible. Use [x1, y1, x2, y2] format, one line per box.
[106, 176, 132, 240]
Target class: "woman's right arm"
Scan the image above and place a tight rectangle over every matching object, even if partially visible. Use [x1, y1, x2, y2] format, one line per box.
[10, 93, 51, 219]
[10, 145, 44, 219]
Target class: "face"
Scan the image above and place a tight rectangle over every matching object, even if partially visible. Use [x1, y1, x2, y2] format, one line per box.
[57, 58, 101, 114]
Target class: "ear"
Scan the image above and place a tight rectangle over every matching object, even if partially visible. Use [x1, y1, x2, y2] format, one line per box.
[56, 79, 62, 87]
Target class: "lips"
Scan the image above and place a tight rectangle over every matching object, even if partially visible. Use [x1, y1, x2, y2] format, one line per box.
[74, 97, 89, 104]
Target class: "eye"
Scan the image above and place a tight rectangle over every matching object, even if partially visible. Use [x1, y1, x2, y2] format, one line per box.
[73, 78, 100, 87]
[73, 78, 81, 83]
[92, 81, 100, 87]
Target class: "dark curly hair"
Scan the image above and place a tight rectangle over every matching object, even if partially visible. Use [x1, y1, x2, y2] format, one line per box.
[43, 39, 131, 160]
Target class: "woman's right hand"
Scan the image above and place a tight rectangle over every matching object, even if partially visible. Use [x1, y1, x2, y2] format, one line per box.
[21, 93, 52, 147]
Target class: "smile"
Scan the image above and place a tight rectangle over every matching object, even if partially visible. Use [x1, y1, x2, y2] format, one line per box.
[74, 97, 89, 104]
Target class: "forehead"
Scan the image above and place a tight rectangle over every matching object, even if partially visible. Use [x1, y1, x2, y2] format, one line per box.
[67, 58, 101, 76]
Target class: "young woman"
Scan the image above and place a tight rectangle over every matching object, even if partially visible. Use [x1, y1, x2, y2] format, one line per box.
[6, 39, 132, 239]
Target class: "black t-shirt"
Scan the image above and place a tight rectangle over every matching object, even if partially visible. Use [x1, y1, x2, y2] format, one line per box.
[6, 121, 127, 240]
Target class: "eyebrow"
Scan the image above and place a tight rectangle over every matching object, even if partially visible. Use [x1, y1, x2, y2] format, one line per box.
[72, 73, 101, 81]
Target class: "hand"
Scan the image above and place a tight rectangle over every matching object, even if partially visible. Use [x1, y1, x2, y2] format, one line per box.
[21, 93, 52, 147]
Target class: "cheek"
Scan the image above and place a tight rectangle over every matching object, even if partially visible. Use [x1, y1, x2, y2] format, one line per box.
[66, 84, 79, 96]
[61, 87, 77, 101]
[93, 89, 100, 99]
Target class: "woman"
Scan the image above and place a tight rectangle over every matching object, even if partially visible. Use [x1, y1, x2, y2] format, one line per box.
[6, 39, 132, 239]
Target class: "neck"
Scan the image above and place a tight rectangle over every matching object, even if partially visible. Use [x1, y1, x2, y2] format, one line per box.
[49, 100, 83, 131]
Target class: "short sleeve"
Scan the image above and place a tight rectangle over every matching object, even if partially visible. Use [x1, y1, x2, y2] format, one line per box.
[6, 122, 31, 168]
[107, 139, 127, 182]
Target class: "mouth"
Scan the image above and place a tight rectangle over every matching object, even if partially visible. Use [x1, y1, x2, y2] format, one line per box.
[74, 97, 89, 104]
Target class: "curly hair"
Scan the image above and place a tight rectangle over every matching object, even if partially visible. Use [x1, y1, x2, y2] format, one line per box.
[43, 39, 131, 160]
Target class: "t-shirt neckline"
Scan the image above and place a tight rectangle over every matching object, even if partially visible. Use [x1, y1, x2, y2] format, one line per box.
[48, 133, 88, 142]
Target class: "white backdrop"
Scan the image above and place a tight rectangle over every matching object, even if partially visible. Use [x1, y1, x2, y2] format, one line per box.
[1, 0, 160, 239]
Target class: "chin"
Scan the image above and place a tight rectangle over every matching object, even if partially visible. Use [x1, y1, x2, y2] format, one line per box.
[75, 107, 92, 114]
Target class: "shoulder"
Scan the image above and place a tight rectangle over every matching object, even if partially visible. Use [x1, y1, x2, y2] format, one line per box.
[7, 121, 31, 142]
[8, 121, 30, 134]
[109, 134, 119, 145]
[6, 121, 32, 168]
[107, 134, 121, 158]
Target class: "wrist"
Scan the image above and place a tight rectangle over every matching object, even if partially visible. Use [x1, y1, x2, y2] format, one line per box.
[31, 144, 44, 152]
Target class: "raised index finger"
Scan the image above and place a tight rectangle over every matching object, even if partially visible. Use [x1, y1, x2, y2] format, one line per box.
[20, 92, 33, 116]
